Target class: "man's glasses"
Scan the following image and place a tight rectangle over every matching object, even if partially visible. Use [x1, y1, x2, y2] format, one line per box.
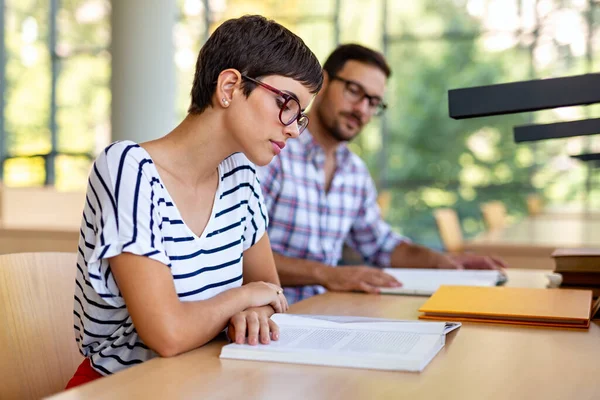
[331, 76, 387, 116]
[242, 75, 309, 134]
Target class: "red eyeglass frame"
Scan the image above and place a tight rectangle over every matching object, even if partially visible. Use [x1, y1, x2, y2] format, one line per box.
[242, 75, 309, 134]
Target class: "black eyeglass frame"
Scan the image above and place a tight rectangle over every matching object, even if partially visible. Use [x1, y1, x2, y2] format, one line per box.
[330, 76, 388, 116]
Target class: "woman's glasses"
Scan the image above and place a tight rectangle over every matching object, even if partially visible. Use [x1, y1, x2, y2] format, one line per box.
[242, 75, 309, 134]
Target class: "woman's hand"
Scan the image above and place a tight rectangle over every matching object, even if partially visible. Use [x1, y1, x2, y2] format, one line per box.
[227, 306, 280, 345]
[242, 281, 288, 313]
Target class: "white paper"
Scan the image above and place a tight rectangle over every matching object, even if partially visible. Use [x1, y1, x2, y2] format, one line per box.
[380, 268, 505, 295]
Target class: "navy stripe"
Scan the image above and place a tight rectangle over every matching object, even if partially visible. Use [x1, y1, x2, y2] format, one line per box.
[256, 179, 268, 223]
[80, 339, 102, 351]
[85, 195, 97, 216]
[169, 238, 241, 261]
[97, 351, 143, 367]
[104, 141, 119, 155]
[84, 279, 95, 290]
[143, 249, 161, 257]
[77, 246, 86, 262]
[163, 236, 194, 243]
[178, 273, 243, 298]
[103, 262, 113, 292]
[110, 340, 150, 351]
[98, 245, 111, 260]
[114, 143, 140, 204]
[80, 230, 95, 250]
[88, 180, 107, 246]
[81, 324, 135, 349]
[123, 159, 153, 249]
[221, 165, 255, 180]
[89, 358, 113, 375]
[157, 198, 174, 207]
[73, 310, 84, 327]
[215, 200, 248, 218]
[75, 279, 125, 310]
[220, 182, 252, 199]
[76, 262, 84, 276]
[74, 297, 128, 325]
[150, 189, 155, 247]
[94, 161, 119, 230]
[173, 253, 243, 279]
[206, 217, 245, 238]
[162, 217, 184, 225]
[82, 213, 95, 232]
[89, 272, 101, 280]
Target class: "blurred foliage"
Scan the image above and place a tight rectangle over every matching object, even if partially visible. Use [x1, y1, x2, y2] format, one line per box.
[4, 0, 110, 189]
[349, 0, 600, 248]
[3, 0, 600, 244]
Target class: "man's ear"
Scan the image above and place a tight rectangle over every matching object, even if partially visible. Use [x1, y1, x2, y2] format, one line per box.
[322, 70, 331, 87]
[215, 69, 243, 107]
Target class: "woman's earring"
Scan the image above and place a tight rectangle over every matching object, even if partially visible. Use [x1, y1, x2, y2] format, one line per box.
[222, 98, 230, 107]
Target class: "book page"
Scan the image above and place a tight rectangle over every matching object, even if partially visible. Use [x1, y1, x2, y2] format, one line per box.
[296, 314, 460, 334]
[273, 314, 446, 334]
[265, 327, 422, 355]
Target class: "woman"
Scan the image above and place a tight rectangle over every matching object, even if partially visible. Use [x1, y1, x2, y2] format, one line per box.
[67, 14, 323, 388]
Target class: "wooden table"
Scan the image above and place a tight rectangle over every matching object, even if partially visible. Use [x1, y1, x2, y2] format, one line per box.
[541, 204, 600, 219]
[464, 217, 600, 269]
[0, 227, 79, 255]
[47, 270, 600, 400]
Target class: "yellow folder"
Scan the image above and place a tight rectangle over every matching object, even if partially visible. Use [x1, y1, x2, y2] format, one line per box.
[418, 285, 592, 329]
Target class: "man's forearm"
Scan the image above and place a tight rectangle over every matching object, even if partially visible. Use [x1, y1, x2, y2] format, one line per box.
[272, 253, 332, 286]
[389, 241, 447, 269]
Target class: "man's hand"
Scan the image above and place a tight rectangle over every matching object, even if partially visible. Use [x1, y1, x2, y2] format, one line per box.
[227, 306, 280, 345]
[437, 253, 508, 271]
[321, 266, 402, 294]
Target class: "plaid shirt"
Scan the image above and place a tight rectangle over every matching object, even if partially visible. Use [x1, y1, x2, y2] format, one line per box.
[257, 130, 407, 304]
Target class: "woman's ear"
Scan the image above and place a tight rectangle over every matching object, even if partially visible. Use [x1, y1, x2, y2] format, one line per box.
[216, 69, 242, 108]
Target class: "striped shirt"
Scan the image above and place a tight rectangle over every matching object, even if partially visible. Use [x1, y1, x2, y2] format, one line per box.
[73, 141, 268, 375]
[257, 130, 407, 304]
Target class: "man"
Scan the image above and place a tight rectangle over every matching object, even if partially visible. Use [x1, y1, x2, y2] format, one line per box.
[257, 44, 505, 304]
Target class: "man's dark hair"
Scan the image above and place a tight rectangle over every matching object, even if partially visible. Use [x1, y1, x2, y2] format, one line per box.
[189, 15, 323, 114]
[322, 44, 391, 79]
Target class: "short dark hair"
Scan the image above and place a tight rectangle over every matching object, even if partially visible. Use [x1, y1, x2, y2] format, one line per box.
[322, 44, 391, 79]
[189, 15, 323, 114]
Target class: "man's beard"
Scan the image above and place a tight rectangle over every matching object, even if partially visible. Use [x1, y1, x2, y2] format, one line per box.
[318, 108, 362, 143]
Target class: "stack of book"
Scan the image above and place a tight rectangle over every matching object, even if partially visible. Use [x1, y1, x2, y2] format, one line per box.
[552, 248, 600, 299]
[418, 285, 593, 329]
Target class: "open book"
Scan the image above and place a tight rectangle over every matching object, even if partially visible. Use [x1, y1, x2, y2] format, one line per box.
[379, 268, 506, 295]
[219, 314, 460, 372]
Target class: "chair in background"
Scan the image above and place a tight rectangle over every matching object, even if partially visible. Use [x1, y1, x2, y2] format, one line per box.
[0, 252, 82, 400]
[526, 194, 544, 216]
[433, 208, 464, 253]
[480, 201, 507, 230]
